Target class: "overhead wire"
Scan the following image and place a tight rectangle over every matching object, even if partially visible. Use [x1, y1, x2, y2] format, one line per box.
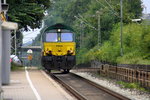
[98, 0, 137, 21]
[78, 14, 97, 30]
[95, 0, 120, 18]
[104, 0, 115, 12]
[95, 0, 106, 8]
[103, 0, 120, 17]
[74, 15, 97, 31]
[74, 0, 122, 35]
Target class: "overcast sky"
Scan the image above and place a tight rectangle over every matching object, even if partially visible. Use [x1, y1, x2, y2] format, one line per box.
[23, 28, 41, 44]
[23, 0, 150, 44]
[142, 0, 150, 14]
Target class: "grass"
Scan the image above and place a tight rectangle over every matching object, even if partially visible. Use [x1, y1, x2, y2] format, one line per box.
[37, 66, 44, 70]
[117, 81, 150, 92]
[11, 62, 24, 71]
[86, 71, 150, 93]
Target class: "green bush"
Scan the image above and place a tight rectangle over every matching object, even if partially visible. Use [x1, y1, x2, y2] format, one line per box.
[117, 81, 148, 92]
[77, 23, 150, 65]
[11, 62, 24, 71]
[116, 51, 142, 64]
[76, 48, 89, 64]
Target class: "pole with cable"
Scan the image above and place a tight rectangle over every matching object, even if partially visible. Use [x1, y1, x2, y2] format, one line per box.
[98, 11, 101, 46]
[97, 10, 101, 46]
[120, 0, 123, 56]
[80, 21, 83, 48]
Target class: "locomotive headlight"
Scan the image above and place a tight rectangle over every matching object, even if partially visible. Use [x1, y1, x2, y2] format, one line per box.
[67, 50, 74, 55]
[70, 50, 73, 54]
[58, 29, 61, 32]
[46, 50, 52, 56]
[46, 50, 49, 54]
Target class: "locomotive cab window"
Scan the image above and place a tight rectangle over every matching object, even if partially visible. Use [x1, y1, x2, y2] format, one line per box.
[46, 33, 58, 42]
[61, 33, 73, 42]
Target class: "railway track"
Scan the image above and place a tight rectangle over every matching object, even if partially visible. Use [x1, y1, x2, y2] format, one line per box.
[48, 72, 130, 100]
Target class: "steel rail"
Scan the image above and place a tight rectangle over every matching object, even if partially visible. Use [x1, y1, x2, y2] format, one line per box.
[48, 71, 130, 100]
[50, 73, 87, 100]
[70, 73, 130, 100]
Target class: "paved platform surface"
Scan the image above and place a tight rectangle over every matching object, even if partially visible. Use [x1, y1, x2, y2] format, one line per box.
[2, 68, 76, 100]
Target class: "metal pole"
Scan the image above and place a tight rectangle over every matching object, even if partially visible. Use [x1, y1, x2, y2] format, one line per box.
[98, 11, 101, 46]
[1, 0, 11, 85]
[82, 23, 84, 47]
[3, 0, 6, 3]
[2, 30, 11, 85]
[15, 30, 17, 55]
[97, 11, 102, 46]
[80, 21, 83, 48]
[0, 0, 3, 98]
[120, 0, 123, 56]
[3, 0, 7, 18]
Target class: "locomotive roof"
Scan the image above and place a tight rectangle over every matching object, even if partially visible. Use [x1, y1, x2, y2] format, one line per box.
[44, 23, 74, 32]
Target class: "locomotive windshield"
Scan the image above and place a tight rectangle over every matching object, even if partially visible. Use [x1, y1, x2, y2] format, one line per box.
[46, 33, 58, 42]
[61, 33, 73, 42]
[45, 32, 74, 42]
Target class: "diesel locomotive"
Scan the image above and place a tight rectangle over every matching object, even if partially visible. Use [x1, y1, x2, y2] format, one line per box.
[41, 23, 76, 73]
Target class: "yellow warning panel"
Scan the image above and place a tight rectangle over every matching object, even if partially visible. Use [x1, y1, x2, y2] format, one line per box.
[27, 55, 32, 60]
[0, 12, 6, 21]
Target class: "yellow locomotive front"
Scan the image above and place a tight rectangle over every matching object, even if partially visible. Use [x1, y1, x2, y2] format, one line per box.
[41, 24, 76, 73]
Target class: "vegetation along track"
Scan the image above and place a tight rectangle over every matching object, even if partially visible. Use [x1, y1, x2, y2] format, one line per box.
[49, 72, 130, 100]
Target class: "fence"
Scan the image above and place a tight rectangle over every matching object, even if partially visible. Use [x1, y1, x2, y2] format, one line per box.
[75, 64, 150, 88]
[99, 64, 150, 88]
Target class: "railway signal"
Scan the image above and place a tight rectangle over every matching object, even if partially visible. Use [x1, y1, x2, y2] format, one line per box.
[27, 49, 33, 61]
[27, 55, 33, 61]
[27, 49, 33, 66]
[27, 49, 33, 54]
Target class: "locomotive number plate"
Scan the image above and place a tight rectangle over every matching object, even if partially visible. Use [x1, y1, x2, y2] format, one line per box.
[56, 45, 63, 47]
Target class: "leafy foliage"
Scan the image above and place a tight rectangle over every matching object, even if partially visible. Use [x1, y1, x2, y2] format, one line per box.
[35, 0, 147, 65]
[7, 0, 51, 31]
[11, 62, 23, 71]
[117, 81, 148, 92]
[82, 23, 150, 64]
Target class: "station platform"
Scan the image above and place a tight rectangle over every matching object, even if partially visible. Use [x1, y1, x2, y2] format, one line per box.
[2, 67, 75, 100]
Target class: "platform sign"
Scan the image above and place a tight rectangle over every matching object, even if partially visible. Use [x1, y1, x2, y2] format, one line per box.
[0, 12, 6, 21]
[27, 55, 32, 60]
[27, 49, 33, 54]
[27, 49, 33, 61]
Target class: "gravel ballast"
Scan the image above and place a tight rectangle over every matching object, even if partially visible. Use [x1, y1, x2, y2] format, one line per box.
[72, 71, 150, 100]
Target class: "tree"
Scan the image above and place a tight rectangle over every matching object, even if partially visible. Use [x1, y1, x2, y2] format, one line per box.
[6, 0, 51, 54]
[7, 0, 51, 31]
[42, 0, 143, 50]
[44, 0, 76, 26]
[61, 0, 91, 25]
